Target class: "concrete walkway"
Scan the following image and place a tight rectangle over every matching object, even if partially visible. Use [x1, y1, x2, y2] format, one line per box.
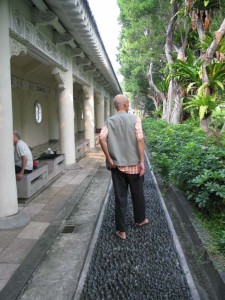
[0, 148, 110, 300]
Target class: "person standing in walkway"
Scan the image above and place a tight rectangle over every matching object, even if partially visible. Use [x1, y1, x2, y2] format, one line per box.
[13, 131, 33, 180]
[99, 94, 149, 240]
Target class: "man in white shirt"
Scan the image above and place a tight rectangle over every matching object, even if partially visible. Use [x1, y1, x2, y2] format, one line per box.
[13, 131, 33, 180]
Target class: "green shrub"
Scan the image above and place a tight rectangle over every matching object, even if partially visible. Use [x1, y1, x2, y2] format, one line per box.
[143, 118, 225, 210]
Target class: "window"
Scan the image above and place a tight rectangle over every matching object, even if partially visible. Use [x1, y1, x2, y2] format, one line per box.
[35, 102, 42, 124]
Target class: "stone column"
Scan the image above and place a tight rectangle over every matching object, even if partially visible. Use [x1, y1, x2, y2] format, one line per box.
[82, 85, 95, 148]
[95, 94, 105, 129]
[78, 93, 84, 132]
[73, 97, 78, 134]
[105, 98, 110, 119]
[110, 99, 115, 116]
[52, 66, 76, 164]
[0, 0, 18, 217]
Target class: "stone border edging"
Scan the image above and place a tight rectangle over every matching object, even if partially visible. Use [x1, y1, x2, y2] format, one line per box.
[166, 184, 225, 300]
[145, 152, 201, 300]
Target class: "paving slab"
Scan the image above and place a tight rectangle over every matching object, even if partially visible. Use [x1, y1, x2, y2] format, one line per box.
[32, 209, 61, 223]
[31, 194, 53, 205]
[21, 204, 46, 217]
[0, 263, 20, 280]
[17, 222, 49, 240]
[0, 239, 36, 264]
[0, 280, 8, 291]
[0, 230, 20, 249]
[40, 187, 61, 196]
[44, 197, 69, 210]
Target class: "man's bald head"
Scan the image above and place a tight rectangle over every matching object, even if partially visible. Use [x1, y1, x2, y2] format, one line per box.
[113, 94, 129, 112]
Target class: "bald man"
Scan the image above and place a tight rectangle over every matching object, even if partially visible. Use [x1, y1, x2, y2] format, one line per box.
[99, 94, 149, 240]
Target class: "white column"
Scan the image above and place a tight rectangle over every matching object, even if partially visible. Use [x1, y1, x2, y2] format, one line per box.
[74, 97, 78, 134]
[110, 99, 115, 116]
[78, 93, 84, 132]
[0, 0, 18, 217]
[52, 65, 76, 164]
[105, 98, 110, 119]
[82, 85, 95, 148]
[96, 94, 105, 128]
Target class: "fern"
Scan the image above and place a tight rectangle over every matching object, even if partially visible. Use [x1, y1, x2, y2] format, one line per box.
[199, 105, 208, 120]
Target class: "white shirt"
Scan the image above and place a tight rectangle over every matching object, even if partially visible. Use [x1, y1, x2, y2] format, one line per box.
[15, 140, 33, 170]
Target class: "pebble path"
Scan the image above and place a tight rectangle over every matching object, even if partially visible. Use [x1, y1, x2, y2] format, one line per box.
[81, 159, 192, 300]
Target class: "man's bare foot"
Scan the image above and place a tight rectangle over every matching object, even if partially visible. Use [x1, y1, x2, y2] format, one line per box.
[116, 231, 126, 240]
[136, 218, 149, 227]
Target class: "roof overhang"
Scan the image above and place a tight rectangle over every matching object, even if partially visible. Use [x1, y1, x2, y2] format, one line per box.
[35, 0, 122, 94]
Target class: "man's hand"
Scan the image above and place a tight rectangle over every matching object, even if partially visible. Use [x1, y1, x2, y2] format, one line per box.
[107, 158, 116, 169]
[139, 162, 145, 176]
[16, 173, 23, 180]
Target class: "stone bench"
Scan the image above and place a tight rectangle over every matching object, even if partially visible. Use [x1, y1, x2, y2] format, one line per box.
[31, 142, 60, 160]
[95, 134, 99, 146]
[38, 154, 65, 181]
[76, 139, 90, 160]
[16, 165, 48, 199]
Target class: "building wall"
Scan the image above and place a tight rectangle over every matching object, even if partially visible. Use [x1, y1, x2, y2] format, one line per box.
[12, 89, 51, 147]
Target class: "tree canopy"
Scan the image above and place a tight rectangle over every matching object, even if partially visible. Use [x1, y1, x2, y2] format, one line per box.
[118, 0, 225, 129]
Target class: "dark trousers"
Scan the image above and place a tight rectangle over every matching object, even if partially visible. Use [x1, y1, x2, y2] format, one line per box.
[111, 168, 146, 232]
[15, 166, 32, 174]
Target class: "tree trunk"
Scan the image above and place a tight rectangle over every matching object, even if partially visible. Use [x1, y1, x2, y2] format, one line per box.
[221, 121, 225, 132]
[200, 116, 211, 132]
[148, 62, 167, 115]
[170, 82, 182, 124]
[164, 3, 188, 124]
[200, 19, 225, 130]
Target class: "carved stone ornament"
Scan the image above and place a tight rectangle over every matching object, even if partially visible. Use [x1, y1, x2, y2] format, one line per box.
[82, 85, 91, 100]
[10, 5, 68, 70]
[10, 37, 27, 57]
[52, 67, 66, 89]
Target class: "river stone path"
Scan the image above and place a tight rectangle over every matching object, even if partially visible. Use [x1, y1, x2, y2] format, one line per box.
[80, 160, 192, 300]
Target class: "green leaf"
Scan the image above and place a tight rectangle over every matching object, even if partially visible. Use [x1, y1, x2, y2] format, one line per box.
[214, 80, 224, 91]
[187, 82, 196, 93]
[204, 0, 209, 7]
[199, 105, 208, 120]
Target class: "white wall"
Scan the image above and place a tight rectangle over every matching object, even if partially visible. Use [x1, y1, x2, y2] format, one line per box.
[12, 89, 51, 147]
[48, 95, 59, 141]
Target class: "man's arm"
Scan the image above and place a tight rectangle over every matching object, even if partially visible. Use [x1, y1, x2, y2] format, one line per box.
[137, 137, 145, 176]
[16, 155, 28, 180]
[99, 125, 116, 169]
[135, 117, 145, 176]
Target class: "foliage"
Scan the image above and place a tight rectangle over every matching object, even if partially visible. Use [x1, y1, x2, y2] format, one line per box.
[195, 210, 225, 253]
[184, 90, 219, 120]
[117, 0, 169, 106]
[210, 105, 225, 130]
[143, 118, 225, 210]
[118, 0, 225, 125]
[143, 117, 225, 253]
[167, 50, 203, 89]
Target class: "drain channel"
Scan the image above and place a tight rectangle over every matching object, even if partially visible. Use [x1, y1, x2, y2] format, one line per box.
[62, 225, 76, 233]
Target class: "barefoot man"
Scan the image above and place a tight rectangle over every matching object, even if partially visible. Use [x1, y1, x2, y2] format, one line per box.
[99, 94, 149, 240]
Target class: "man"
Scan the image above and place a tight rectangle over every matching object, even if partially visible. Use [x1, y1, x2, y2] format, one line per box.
[99, 94, 149, 240]
[13, 131, 33, 180]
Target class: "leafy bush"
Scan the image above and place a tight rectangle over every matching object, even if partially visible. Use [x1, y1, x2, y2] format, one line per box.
[143, 118, 225, 210]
